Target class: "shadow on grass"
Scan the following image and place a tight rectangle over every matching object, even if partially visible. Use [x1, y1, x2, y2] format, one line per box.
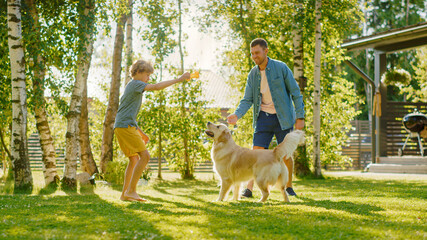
[0, 193, 172, 240]
[295, 196, 384, 216]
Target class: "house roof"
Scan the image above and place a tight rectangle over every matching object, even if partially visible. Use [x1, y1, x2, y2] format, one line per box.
[341, 22, 427, 53]
[199, 70, 235, 109]
[157, 69, 236, 109]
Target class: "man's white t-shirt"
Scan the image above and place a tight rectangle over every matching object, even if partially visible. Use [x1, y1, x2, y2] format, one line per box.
[260, 70, 276, 114]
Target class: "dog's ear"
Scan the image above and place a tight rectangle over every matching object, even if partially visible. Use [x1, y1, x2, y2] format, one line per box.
[217, 130, 230, 143]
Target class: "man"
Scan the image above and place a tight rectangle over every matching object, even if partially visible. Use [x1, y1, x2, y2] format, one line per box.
[227, 38, 305, 197]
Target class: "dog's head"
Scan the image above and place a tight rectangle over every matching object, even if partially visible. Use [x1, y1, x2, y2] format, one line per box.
[205, 122, 231, 143]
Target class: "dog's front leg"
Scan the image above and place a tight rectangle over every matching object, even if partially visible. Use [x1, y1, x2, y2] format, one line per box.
[232, 183, 241, 201]
[217, 179, 232, 201]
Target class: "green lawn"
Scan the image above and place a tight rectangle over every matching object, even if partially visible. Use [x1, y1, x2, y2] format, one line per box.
[1, 171, 426, 240]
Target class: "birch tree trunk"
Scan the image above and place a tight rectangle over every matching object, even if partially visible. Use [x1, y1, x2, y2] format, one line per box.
[291, 0, 311, 177]
[99, 11, 128, 173]
[7, 0, 33, 191]
[313, 0, 323, 178]
[79, 47, 98, 176]
[124, 0, 133, 86]
[63, 0, 96, 188]
[25, 0, 59, 187]
[239, 0, 252, 71]
[33, 67, 60, 186]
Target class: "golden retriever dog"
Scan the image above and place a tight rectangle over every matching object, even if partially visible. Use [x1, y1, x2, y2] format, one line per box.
[205, 122, 304, 203]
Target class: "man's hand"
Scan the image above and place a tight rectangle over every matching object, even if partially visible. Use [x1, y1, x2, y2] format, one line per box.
[295, 118, 305, 130]
[227, 114, 238, 125]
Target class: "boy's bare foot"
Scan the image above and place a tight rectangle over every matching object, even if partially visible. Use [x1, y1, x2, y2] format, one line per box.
[120, 196, 147, 202]
[121, 192, 147, 202]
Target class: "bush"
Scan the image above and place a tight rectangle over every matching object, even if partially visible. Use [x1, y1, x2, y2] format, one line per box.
[103, 159, 127, 185]
[103, 158, 152, 185]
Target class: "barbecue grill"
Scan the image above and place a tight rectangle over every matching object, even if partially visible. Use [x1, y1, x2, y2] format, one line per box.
[398, 109, 427, 157]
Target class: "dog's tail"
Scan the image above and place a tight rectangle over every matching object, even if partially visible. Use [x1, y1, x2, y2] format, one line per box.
[274, 130, 305, 160]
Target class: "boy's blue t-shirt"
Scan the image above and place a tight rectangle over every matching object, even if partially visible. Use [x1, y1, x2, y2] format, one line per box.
[114, 80, 148, 129]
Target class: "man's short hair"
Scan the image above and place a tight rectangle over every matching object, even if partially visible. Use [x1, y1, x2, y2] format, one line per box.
[250, 38, 268, 49]
[130, 60, 154, 77]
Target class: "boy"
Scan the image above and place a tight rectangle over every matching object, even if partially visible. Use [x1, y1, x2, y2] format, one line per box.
[114, 60, 190, 202]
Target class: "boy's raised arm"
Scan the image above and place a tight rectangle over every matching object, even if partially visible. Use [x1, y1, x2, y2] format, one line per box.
[145, 72, 191, 91]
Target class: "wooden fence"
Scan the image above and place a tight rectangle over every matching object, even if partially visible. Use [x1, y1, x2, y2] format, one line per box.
[21, 102, 426, 172]
[23, 126, 372, 171]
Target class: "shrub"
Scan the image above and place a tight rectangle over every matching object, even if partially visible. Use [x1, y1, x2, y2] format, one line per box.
[103, 158, 151, 185]
[103, 159, 127, 185]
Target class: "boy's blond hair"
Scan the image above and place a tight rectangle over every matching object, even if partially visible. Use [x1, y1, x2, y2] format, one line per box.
[130, 60, 154, 77]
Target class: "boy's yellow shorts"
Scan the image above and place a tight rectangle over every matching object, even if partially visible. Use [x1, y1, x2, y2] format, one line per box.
[114, 126, 147, 157]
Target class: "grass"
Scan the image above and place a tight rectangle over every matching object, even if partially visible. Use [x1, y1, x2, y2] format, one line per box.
[0, 171, 426, 240]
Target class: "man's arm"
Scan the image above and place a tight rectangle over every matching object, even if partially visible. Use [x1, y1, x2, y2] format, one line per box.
[282, 65, 305, 119]
[145, 72, 190, 91]
[233, 73, 255, 119]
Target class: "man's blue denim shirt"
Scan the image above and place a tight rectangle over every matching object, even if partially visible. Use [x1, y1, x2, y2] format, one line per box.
[234, 57, 305, 131]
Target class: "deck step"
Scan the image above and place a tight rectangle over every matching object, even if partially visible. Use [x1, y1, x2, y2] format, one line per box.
[366, 163, 427, 174]
[378, 156, 427, 165]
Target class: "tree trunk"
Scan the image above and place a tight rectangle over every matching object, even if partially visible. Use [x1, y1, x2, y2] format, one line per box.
[99, 12, 128, 174]
[178, 0, 192, 179]
[157, 125, 162, 179]
[25, 0, 60, 187]
[313, 0, 322, 178]
[362, 1, 372, 123]
[63, 0, 96, 189]
[8, 0, 33, 192]
[157, 64, 163, 179]
[79, 50, 98, 176]
[239, 0, 252, 72]
[124, 0, 133, 86]
[291, 0, 311, 177]
[34, 71, 60, 186]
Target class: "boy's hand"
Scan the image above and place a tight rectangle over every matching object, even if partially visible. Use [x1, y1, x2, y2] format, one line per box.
[179, 72, 191, 82]
[190, 71, 199, 79]
[137, 128, 150, 144]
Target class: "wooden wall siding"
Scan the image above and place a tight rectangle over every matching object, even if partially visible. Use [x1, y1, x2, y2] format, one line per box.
[384, 102, 427, 156]
[340, 120, 372, 169]
[147, 158, 213, 173]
